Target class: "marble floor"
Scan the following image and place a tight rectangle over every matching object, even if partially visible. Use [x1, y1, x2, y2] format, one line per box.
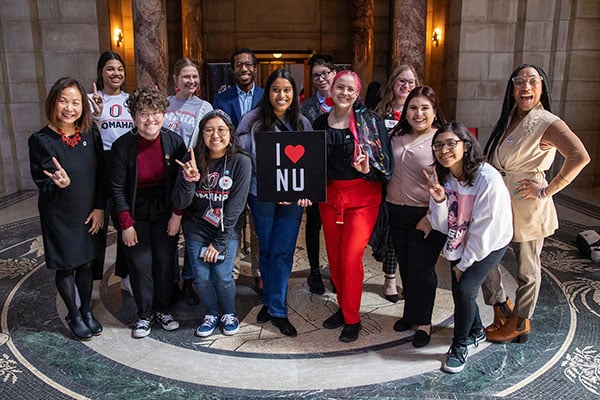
[0, 189, 599, 399]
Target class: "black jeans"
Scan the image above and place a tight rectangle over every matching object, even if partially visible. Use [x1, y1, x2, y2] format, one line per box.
[451, 246, 508, 346]
[388, 203, 446, 325]
[123, 210, 178, 319]
[305, 203, 322, 270]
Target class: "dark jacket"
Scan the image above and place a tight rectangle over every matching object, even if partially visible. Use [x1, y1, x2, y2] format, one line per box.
[109, 127, 187, 219]
[299, 95, 322, 125]
[213, 84, 264, 128]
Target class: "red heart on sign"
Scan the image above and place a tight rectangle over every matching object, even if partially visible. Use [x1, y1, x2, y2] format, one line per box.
[284, 145, 305, 164]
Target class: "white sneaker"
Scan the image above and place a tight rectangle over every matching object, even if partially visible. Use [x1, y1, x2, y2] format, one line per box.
[121, 276, 133, 296]
[132, 318, 153, 338]
[155, 312, 180, 331]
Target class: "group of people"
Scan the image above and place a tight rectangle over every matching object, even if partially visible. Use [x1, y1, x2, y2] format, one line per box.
[29, 46, 590, 375]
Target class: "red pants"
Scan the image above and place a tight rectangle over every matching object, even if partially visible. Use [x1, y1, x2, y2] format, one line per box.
[319, 178, 382, 324]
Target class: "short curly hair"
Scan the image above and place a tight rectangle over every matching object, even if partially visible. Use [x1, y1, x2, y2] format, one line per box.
[126, 87, 169, 117]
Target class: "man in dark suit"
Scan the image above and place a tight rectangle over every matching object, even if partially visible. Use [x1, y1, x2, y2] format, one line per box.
[213, 48, 264, 293]
[213, 48, 264, 128]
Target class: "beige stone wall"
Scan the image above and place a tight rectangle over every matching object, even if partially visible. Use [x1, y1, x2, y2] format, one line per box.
[0, 0, 101, 193]
[441, 0, 599, 187]
[0, 0, 597, 195]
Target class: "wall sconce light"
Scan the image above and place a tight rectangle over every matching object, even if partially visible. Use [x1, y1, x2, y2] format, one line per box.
[114, 28, 124, 48]
[272, 53, 282, 59]
[432, 28, 441, 47]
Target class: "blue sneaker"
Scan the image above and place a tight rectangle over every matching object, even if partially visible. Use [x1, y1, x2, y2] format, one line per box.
[443, 344, 468, 373]
[221, 313, 240, 336]
[196, 315, 219, 337]
[466, 329, 486, 348]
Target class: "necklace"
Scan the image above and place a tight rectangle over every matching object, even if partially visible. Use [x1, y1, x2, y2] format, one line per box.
[58, 126, 81, 147]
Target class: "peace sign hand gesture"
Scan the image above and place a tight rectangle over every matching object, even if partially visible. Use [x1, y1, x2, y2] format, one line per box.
[175, 148, 200, 181]
[423, 168, 445, 203]
[43, 157, 71, 188]
[90, 82, 103, 116]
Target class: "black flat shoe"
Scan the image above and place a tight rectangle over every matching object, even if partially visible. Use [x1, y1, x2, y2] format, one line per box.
[257, 305, 270, 323]
[393, 318, 413, 332]
[384, 293, 400, 303]
[322, 309, 344, 329]
[271, 317, 297, 337]
[412, 329, 431, 348]
[66, 315, 93, 341]
[307, 269, 325, 295]
[80, 310, 103, 335]
[339, 322, 361, 342]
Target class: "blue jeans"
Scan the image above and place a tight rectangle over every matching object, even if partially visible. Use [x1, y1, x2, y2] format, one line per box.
[186, 239, 239, 316]
[247, 195, 303, 318]
[451, 246, 508, 346]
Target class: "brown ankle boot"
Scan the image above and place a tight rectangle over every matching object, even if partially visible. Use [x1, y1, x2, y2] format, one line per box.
[486, 297, 514, 333]
[487, 314, 530, 344]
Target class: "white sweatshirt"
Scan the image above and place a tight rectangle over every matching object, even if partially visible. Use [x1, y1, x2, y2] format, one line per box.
[428, 163, 513, 271]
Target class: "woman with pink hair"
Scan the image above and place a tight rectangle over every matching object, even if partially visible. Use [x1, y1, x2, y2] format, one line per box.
[313, 70, 392, 342]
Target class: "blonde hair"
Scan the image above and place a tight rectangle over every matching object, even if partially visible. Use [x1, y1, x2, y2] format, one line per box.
[375, 64, 420, 117]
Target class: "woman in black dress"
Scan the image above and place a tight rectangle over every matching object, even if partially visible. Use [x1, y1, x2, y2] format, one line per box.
[29, 77, 107, 341]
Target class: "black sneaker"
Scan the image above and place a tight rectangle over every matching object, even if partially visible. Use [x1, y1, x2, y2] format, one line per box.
[182, 279, 200, 305]
[133, 317, 153, 338]
[443, 344, 468, 373]
[307, 269, 325, 295]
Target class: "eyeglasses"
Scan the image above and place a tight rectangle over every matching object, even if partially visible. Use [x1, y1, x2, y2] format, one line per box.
[312, 70, 333, 80]
[396, 79, 416, 87]
[432, 139, 463, 152]
[511, 76, 542, 88]
[203, 127, 230, 137]
[137, 111, 163, 121]
[234, 61, 255, 70]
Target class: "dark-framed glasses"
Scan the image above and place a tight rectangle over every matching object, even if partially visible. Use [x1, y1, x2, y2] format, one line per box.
[234, 61, 255, 70]
[396, 79, 416, 87]
[432, 139, 463, 152]
[312, 69, 333, 80]
[511, 76, 542, 88]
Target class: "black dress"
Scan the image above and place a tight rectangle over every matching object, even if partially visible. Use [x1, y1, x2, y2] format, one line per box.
[29, 126, 107, 270]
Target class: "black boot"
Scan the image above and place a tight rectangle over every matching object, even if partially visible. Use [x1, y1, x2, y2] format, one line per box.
[322, 309, 344, 329]
[307, 268, 325, 295]
[66, 314, 93, 341]
[271, 317, 297, 337]
[80, 309, 103, 335]
[182, 279, 200, 305]
[339, 322, 361, 343]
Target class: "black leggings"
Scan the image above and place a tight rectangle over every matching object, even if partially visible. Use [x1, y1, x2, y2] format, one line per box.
[55, 261, 94, 317]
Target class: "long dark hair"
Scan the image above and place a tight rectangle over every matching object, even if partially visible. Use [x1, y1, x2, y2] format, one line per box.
[390, 86, 446, 136]
[95, 51, 126, 91]
[193, 110, 240, 177]
[484, 64, 552, 159]
[254, 69, 303, 132]
[432, 122, 484, 187]
[45, 77, 92, 132]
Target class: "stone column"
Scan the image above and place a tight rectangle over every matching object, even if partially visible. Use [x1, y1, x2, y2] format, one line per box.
[181, 0, 206, 98]
[352, 0, 375, 94]
[132, 0, 169, 91]
[390, 0, 427, 82]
